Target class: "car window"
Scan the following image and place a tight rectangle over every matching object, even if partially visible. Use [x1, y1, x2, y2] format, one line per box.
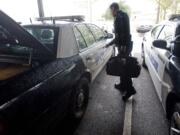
[74, 26, 87, 50]
[88, 24, 105, 41]
[158, 25, 174, 42]
[151, 25, 163, 39]
[76, 24, 95, 47]
[24, 26, 58, 52]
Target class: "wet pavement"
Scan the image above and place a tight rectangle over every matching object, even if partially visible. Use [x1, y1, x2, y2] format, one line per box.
[132, 62, 169, 135]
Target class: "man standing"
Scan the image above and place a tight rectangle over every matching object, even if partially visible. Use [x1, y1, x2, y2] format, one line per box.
[107, 2, 136, 101]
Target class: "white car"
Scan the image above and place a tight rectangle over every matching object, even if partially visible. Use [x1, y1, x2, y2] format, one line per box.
[25, 16, 114, 82]
[142, 15, 180, 135]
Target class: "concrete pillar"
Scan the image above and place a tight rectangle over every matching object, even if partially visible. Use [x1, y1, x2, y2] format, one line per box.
[37, 0, 45, 18]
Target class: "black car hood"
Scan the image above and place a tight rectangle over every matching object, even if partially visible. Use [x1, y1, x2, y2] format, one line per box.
[0, 10, 53, 57]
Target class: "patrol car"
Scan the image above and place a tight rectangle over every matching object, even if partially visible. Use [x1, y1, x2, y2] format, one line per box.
[142, 15, 180, 135]
[0, 10, 114, 135]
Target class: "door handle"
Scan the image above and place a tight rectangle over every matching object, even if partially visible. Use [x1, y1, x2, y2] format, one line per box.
[86, 53, 94, 60]
[86, 56, 92, 61]
[151, 46, 154, 49]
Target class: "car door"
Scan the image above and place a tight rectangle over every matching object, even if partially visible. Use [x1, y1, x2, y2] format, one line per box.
[74, 24, 98, 80]
[87, 24, 113, 76]
[155, 25, 175, 108]
[144, 25, 164, 68]
[144, 25, 164, 101]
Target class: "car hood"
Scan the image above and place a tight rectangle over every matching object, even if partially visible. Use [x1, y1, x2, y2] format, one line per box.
[0, 10, 54, 58]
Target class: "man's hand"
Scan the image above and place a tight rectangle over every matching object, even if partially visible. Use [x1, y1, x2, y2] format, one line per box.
[105, 43, 111, 48]
[105, 41, 114, 48]
[105, 38, 115, 48]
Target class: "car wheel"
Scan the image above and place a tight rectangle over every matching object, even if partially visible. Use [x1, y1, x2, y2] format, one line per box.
[69, 77, 89, 120]
[169, 104, 180, 135]
[142, 44, 147, 68]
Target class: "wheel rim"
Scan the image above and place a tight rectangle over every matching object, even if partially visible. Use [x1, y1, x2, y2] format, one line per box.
[170, 112, 180, 135]
[77, 89, 85, 108]
[74, 88, 87, 118]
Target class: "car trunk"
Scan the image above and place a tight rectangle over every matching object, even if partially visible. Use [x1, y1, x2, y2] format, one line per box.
[0, 10, 55, 106]
[0, 10, 56, 82]
[0, 63, 30, 81]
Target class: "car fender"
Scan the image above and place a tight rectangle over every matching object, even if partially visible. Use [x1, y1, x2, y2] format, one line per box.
[0, 55, 86, 134]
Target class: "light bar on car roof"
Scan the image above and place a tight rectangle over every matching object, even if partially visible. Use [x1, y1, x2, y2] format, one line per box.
[36, 15, 85, 24]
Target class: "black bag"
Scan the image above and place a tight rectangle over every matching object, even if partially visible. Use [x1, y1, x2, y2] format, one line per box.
[106, 56, 141, 78]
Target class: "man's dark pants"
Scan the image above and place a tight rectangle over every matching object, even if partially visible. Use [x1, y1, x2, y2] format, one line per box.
[120, 74, 133, 93]
[117, 46, 134, 93]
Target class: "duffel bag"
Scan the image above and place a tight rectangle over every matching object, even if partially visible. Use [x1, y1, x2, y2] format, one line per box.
[106, 56, 141, 78]
[106, 56, 126, 76]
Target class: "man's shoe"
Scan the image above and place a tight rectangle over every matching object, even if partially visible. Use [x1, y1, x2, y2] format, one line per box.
[122, 88, 136, 101]
[114, 84, 125, 92]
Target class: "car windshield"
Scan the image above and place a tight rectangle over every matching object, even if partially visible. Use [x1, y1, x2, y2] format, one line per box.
[24, 26, 58, 52]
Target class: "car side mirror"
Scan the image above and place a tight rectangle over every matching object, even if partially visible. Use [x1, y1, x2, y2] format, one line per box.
[106, 33, 113, 39]
[153, 39, 167, 50]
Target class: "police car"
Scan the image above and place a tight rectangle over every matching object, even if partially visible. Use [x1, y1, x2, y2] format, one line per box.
[0, 10, 114, 135]
[142, 15, 180, 135]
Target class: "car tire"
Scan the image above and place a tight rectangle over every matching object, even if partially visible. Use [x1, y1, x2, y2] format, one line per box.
[69, 77, 89, 121]
[169, 104, 180, 135]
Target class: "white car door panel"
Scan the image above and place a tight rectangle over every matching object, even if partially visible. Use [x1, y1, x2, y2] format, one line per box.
[86, 24, 113, 80]
[73, 24, 97, 79]
[144, 25, 164, 101]
[145, 24, 175, 104]
[157, 25, 175, 108]
[81, 45, 100, 80]
[147, 46, 163, 101]
[74, 23, 113, 81]
[82, 43, 103, 73]
[75, 23, 108, 80]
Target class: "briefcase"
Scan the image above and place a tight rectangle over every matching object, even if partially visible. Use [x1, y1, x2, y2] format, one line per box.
[106, 56, 141, 78]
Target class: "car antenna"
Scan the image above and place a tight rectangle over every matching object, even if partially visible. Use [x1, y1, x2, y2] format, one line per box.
[30, 18, 33, 24]
[50, 16, 55, 24]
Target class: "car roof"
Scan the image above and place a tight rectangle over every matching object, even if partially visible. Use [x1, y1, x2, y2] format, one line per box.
[159, 18, 180, 26]
[152, 20, 180, 32]
[152, 20, 180, 38]
[24, 22, 81, 58]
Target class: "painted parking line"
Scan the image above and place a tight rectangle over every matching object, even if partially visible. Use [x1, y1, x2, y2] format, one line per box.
[123, 97, 133, 135]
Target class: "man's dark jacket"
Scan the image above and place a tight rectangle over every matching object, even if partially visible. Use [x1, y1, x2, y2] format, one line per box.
[110, 10, 131, 47]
